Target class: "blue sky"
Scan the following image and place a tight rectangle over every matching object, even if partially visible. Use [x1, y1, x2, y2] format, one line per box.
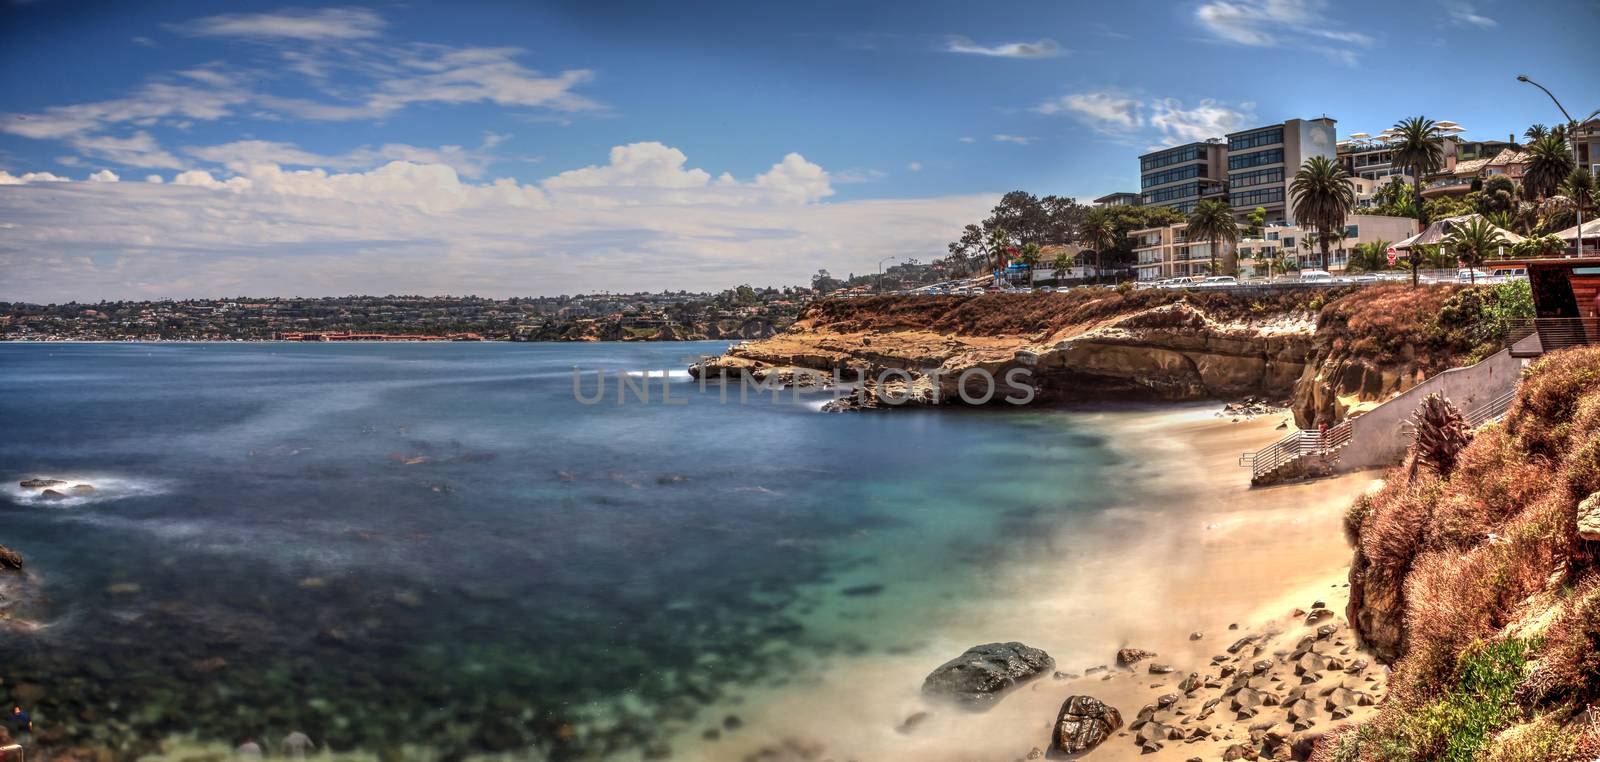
[1, 0, 1597, 300]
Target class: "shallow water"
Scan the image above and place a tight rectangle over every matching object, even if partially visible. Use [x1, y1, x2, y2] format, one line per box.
[0, 342, 1135, 759]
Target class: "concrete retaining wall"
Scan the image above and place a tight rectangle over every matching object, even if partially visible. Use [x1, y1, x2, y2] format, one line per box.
[1335, 348, 1526, 471]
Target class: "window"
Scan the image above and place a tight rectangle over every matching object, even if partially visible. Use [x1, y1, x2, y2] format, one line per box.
[1228, 128, 1283, 152]
[1282, 236, 1296, 248]
[1140, 145, 1207, 172]
[1143, 181, 1203, 205]
[1228, 167, 1283, 189]
[1344, 225, 1359, 238]
[1141, 163, 1206, 188]
[1229, 186, 1284, 207]
[1229, 148, 1284, 171]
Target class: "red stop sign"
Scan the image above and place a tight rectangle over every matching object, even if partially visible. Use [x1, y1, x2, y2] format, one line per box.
[1386, 247, 1397, 267]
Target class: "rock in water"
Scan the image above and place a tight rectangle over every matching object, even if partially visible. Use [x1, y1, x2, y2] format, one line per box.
[0, 544, 22, 571]
[39, 489, 68, 501]
[921, 642, 1054, 708]
[19, 479, 66, 489]
[1578, 492, 1600, 541]
[1051, 695, 1123, 756]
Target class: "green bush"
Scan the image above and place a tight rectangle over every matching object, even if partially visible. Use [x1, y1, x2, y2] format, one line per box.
[1404, 638, 1533, 761]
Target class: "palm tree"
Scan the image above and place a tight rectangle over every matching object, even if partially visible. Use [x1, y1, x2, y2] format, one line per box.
[1018, 242, 1043, 267]
[1184, 199, 1238, 274]
[1289, 155, 1356, 271]
[1524, 134, 1575, 200]
[1082, 212, 1119, 283]
[1050, 251, 1074, 282]
[1561, 167, 1596, 218]
[1347, 240, 1393, 273]
[1524, 124, 1549, 142]
[984, 227, 1014, 275]
[1444, 217, 1508, 282]
[1389, 117, 1446, 226]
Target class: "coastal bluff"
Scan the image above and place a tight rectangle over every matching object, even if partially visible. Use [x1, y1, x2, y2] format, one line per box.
[690, 285, 1491, 418]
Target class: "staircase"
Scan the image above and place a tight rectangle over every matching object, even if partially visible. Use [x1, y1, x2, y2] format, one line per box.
[1242, 350, 1524, 486]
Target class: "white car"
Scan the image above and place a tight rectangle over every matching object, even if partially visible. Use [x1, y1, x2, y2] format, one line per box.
[1457, 268, 1492, 283]
[1158, 277, 1197, 289]
[1196, 276, 1238, 288]
[1299, 270, 1335, 283]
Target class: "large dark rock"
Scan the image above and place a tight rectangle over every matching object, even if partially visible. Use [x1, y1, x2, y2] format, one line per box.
[19, 479, 66, 489]
[1052, 695, 1123, 756]
[0, 544, 21, 571]
[921, 641, 1054, 708]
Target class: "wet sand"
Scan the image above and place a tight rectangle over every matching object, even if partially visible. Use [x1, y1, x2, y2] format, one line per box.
[670, 404, 1384, 761]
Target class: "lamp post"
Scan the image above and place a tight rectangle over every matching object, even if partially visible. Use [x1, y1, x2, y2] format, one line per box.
[1517, 75, 1599, 255]
[877, 255, 897, 293]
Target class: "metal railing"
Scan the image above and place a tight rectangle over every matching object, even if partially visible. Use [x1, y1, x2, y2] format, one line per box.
[1240, 420, 1352, 479]
[1465, 388, 1518, 428]
[1504, 317, 1600, 355]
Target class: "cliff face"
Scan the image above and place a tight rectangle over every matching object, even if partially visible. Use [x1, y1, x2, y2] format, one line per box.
[1329, 347, 1600, 760]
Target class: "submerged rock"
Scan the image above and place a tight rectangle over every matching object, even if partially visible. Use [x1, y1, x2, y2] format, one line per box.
[1051, 695, 1123, 756]
[19, 479, 66, 489]
[921, 642, 1054, 708]
[39, 489, 69, 501]
[0, 544, 21, 571]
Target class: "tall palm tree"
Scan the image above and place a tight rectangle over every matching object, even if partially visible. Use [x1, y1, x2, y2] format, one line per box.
[1389, 117, 1446, 225]
[984, 227, 1013, 275]
[1184, 199, 1238, 274]
[1018, 242, 1043, 267]
[1561, 167, 1596, 218]
[1083, 213, 1118, 283]
[1347, 240, 1393, 273]
[1289, 155, 1356, 271]
[1443, 217, 1508, 282]
[1389, 116, 1446, 286]
[1524, 124, 1549, 142]
[1525, 134, 1576, 200]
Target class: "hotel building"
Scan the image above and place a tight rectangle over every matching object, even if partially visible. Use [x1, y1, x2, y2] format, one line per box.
[1136, 141, 1226, 216]
[1223, 117, 1338, 226]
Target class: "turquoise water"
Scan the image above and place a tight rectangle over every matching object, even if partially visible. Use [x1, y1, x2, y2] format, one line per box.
[0, 342, 1120, 759]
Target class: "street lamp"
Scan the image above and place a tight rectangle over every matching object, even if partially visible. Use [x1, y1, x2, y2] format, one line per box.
[877, 255, 897, 292]
[1517, 75, 1600, 255]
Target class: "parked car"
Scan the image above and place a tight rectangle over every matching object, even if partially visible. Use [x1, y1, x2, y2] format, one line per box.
[1457, 268, 1493, 283]
[1196, 275, 1238, 288]
[1299, 270, 1335, 283]
[1158, 277, 1197, 289]
[1350, 273, 1381, 283]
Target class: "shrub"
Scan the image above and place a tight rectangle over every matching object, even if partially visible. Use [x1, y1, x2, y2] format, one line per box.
[1402, 638, 1532, 761]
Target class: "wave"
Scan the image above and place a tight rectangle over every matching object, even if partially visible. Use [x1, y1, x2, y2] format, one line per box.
[3, 473, 174, 508]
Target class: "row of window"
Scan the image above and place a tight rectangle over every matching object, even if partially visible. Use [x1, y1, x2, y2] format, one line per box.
[1228, 148, 1284, 170]
[1228, 167, 1283, 189]
[1141, 163, 1207, 189]
[1230, 186, 1285, 207]
[1228, 128, 1283, 152]
[1140, 145, 1208, 172]
[1143, 181, 1204, 204]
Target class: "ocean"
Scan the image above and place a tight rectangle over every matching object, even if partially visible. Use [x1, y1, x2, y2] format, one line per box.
[0, 341, 1140, 760]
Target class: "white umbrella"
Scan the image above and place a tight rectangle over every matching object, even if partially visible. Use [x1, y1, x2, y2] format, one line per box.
[1349, 132, 1371, 139]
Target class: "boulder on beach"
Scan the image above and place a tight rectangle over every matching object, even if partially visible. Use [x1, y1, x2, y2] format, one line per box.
[1116, 647, 1156, 667]
[0, 544, 22, 571]
[921, 641, 1054, 708]
[19, 479, 66, 489]
[1051, 695, 1123, 756]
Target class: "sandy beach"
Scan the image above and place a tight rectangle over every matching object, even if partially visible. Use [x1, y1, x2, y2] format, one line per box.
[670, 404, 1386, 761]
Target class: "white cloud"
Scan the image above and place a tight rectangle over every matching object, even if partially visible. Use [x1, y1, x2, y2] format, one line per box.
[1444, 1, 1498, 28]
[175, 7, 386, 41]
[0, 145, 990, 302]
[1194, 0, 1372, 64]
[69, 132, 185, 170]
[0, 171, 70, 185]
[1036, 92, 1255, 147]
[906, 162, 923, 172]
[958, 136, 976, 144]
[944, 36, 1065, 59]
[1034, 93, 1142, 132]
[88, 170, 120, 183]
[145, 175, 165, 184]
[182, 136, 505, 179]
[991, 134, 1035, 145]
[1147, 98, 1255, 144]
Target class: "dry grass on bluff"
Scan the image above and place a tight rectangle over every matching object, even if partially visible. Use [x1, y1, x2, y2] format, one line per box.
[1327, 346, 1600, 762]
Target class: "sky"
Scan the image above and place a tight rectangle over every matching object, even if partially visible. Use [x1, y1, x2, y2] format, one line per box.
[1, 0, 1597, 301]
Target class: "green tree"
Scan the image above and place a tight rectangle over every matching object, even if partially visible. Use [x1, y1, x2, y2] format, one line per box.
[985, 227, 1015, 274]
[1510, 234, 1565, 259]
[1474, 175, 1519, 217]
[1524, 123, 1549, 142]
[1018, 241, 1043, 267]
[1560, 167, 1596, 218]
[1050, 251, 1074, 280]
[1246, 207, 1267, 236]
[1347, 240, 1393, 273]
[1290, 155, 1356, 271]
[1184, 199, 1239, 274]
[1524, 134, 1575, 200]
[1082, 212, 1119, 283]
[1390, 116, 1446, 225]
[1443, 217, 1508, 282]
